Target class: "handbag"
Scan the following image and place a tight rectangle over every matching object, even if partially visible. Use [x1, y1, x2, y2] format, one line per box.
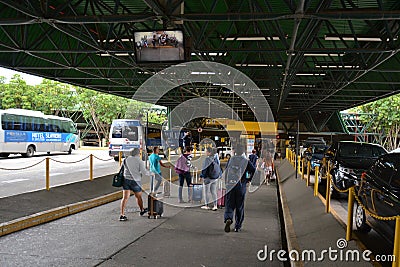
[112, 164, 125, 187]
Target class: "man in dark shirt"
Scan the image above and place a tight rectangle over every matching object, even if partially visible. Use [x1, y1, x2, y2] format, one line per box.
[223, 144, 255, 233]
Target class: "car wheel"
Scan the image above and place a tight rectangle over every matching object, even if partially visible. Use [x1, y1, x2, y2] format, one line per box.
[22, 146, 35, 158]
[114, 156, 120, 162]
[355, 203, 371, 233]
[68, 146, 72, 154]
[0, 153, 10, 158]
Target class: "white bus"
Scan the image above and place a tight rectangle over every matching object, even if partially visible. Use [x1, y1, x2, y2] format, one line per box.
[108, 119, 145, 161]
[0, 109, 79, 158]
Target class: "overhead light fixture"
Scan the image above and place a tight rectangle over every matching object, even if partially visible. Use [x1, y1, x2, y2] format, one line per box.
[235, 64, 283, 67]
[98, 53, 131, 57]
[223, 36, 282, 41]
[324, 35, 398, 42]
[289, 92, 309, 95]
[315, 65, 360, 69]
[303, 53, 343, 57]
[292, 84, 316, 88]
[98, 38, 132, 43]
[191, 52, 227, 56]
[296, 73, 326, 76]
[191, 71, 216, 75]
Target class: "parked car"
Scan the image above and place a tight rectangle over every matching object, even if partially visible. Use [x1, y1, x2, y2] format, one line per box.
[217, 147, 232, 159]
[300, 137, 326, 157]
[304, 144, 328, 173]
[320, 141, 388, 196]
[355, 153, 400, 244]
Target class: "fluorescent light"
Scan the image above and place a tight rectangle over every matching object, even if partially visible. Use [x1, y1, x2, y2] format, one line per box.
[324, 35, 398, 42]
[303, 53, 343, 57]
[98, 38, 132, 43]
[289, 92, 309, 95]
[235, 64, 283, 67]
[223, 36, 281, 41]
[191, 52, 227, 56]
[191, 71, 216, 75]
[296, 73, 326, 76]
[292, 84, 316, 88]
[315, 65, 359, 69]
[98, 53, 131, 57]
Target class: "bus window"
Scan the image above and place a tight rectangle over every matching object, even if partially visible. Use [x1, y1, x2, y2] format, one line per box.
[112, 126, 123, 138]
[122, 125, 138, 141]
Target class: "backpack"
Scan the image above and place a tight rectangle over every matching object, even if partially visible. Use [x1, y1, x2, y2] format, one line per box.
[225, 156, 246, 186]
[175, 155, 189, 174]
[208, 157, 221, 179]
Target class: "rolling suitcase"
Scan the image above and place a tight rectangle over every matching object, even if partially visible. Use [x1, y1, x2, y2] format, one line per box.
[191, 183, 203, 202]
[217, 179, 226, 208]
[148, 174, 163, 219]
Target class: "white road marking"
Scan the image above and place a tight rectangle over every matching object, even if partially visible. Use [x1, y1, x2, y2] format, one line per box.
[1, 178, 29, 184]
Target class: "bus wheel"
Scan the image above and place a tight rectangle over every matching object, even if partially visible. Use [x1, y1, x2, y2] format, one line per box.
[68, 146, 72, 154]
[0, 153, 10, 158]
[114, 156, 119, 162]
[23, 146, 35, 158]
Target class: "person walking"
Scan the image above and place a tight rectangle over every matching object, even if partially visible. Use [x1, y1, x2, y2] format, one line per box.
[248, 149, 258, 169]
[119, 148, 149, 221]
[149, 147, 171, 193]
[175, 146, 194, 203]
[223, 144, 255, 232]
[262, 151, 273, 185]
[200, 147, 222, 211]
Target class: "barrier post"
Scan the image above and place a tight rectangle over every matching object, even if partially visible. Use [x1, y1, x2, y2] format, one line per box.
[46, 157, 50, 191]
[119, 151, 123, 166]
[168, 148, 171, 163]
[301, 158, 305, 179]
[314, 166, 319, 196]
[297, 155, 301, 174]
[306, 160, 311, 186]
[193, 144, 197, 157]
[89, 154, 93, 181]
[393, 217, 400, 267]
[346, 187, 355, 241]
[286, 148, 289, 160]
[325, 164, 332, 213]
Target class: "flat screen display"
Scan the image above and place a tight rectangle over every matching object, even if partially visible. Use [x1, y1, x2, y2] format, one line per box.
[134, 30, 185, 62]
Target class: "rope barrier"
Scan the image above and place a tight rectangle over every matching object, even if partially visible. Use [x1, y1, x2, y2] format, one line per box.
[92, 155, 114, 161]
[0, 159, 46, 170]
[353, 189, 398, 221]
[329, 174, 351, 193]
[50, 155, 90, 164]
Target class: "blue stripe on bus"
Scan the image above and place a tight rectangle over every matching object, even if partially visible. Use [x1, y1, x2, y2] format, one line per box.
[4, 130, 76, 143]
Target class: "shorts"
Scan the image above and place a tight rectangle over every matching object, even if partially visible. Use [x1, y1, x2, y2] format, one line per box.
[122, 179, 142, 193]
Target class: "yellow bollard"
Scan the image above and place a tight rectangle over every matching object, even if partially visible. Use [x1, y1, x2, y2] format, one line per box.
[314, 165, 319, 196]
[301, 158, 305, 179]
[297, 156, 301, 174]
[46, 157, 50, 190]
[346, 187, 355, 241]
[168, 148, 171, 163]
[306, 160, 311, 186]
[325, 173, 331, 213]
[193, 144, 197, 157]
[392, 216, 400, 267]
[286, 148, 289, 161]
[89, 154, 93, 181]
[119, 151, 123, 166]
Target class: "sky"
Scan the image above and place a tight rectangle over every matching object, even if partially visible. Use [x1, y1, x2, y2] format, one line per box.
[0, 67, 43, 85]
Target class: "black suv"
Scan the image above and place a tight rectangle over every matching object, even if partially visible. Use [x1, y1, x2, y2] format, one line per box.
[355, 153, 400, 244]
[320, 141, 388, 195]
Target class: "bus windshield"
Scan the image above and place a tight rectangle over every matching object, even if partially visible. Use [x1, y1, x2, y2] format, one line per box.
[111, 121, 139, 141]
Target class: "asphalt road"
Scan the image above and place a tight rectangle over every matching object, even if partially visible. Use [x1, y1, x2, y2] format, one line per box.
[0, 148, 119, 198]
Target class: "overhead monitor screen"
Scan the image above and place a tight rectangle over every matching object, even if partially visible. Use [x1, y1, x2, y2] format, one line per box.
[134, 30, 185, 62]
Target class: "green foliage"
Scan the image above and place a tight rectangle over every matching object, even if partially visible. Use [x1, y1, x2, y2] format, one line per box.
[353, 94, 400, 150]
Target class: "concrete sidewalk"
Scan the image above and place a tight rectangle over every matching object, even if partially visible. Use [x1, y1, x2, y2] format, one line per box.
[276, 159, 372, 267]
[0, 180, 282, 266]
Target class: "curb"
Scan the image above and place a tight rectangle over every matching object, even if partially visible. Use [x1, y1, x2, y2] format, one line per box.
[276, 164, 304, 267]
[0, 175, 181, 237]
